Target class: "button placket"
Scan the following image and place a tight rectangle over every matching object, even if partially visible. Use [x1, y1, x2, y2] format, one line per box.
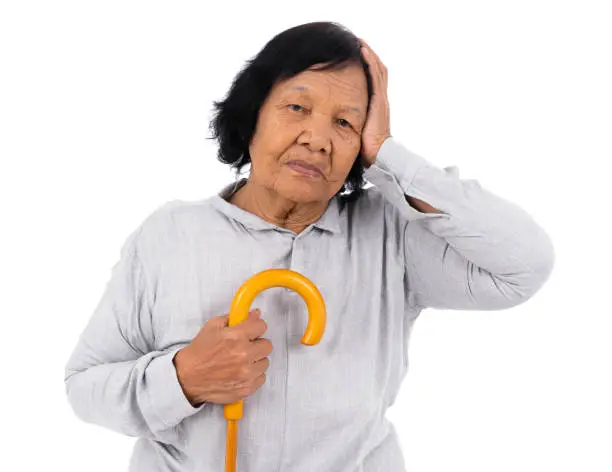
[286, 237, 309, 341]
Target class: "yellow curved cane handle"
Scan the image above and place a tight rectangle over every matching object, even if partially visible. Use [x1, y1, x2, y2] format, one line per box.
[224, 268, 326, 419]
[223, 268, 326, 472]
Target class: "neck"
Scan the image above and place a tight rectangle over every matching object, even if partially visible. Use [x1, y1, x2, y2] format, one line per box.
[229, 179, 328, 234]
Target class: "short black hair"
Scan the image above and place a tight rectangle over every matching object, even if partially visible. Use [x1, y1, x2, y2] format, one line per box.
[207, 21, 374, 202]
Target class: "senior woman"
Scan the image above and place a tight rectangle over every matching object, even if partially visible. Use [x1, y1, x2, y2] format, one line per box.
[64, 22, 555, 472]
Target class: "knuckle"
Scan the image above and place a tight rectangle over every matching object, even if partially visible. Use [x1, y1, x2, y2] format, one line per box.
[223, 331, 240, 344]
[235, 349, 249, 362]
[225, 378, 245, 392]
[238, 365, 251, 379]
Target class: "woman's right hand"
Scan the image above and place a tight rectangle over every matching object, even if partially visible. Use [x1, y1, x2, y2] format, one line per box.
[173, 308, 272, 406]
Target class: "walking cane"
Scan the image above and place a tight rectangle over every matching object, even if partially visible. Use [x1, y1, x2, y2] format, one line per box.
[223, 268, 327, 472]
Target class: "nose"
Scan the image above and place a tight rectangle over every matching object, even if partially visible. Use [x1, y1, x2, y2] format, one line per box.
[297, 114, 332, 155]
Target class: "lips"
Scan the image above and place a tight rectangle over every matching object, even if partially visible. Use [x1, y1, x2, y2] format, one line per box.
[287, 159, 324, 177]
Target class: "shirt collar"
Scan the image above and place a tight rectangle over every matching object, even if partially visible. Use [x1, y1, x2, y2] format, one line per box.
[210, 178, 341, 235]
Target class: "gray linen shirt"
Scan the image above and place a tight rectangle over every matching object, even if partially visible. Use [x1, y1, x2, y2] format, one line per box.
[64, 136, 555, 472]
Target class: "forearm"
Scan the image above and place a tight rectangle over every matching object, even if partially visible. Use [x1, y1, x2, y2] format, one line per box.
[364, 136, 555, 309]
[64, 348, 204, 440]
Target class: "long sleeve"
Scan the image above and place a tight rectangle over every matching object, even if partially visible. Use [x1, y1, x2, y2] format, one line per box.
[64, 215, 205, 441]
[363, 136, 555, 310]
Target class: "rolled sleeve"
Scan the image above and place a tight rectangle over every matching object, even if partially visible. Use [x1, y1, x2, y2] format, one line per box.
[143, 347, 207, 432]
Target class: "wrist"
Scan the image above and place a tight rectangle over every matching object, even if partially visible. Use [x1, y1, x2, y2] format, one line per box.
[406, 195, 442, 214]
[173, 348, 201, 407]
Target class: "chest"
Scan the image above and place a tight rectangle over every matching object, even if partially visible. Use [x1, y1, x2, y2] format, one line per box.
[150, 224, 408, 403]
[153, 224, 400, 332]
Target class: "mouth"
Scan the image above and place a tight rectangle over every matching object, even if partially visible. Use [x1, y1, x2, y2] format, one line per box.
[286, 160, 324, 178]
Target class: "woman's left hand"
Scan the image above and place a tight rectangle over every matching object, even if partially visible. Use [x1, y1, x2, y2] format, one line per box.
[359, 38, 391, 167]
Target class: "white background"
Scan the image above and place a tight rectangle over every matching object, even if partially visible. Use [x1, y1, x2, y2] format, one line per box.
[1, 1, 610, 471]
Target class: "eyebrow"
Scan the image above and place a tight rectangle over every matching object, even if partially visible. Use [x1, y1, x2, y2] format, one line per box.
[289, 86, 363, 115]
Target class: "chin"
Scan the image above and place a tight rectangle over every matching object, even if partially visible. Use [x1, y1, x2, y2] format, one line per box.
[277, 179, 326, 203]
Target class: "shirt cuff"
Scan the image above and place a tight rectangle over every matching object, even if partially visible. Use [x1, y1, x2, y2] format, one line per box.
[144, 347, 207, 431]
[363, 136, 450, 221]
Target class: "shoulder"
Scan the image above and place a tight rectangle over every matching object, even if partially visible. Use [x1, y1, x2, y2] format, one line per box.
[132, 196, 219, 253]
[342, 186, 405, 230]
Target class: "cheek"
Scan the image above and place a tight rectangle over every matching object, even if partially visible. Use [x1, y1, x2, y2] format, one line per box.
[346, 133, 362, 150]
[251, 145, 291, 182]
[250, 133, 285, 167]
[334, 139, 361, 169]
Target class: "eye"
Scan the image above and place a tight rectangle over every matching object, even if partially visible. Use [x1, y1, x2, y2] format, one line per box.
[288, 104, 352, 129]
[337, 118, 352, 128]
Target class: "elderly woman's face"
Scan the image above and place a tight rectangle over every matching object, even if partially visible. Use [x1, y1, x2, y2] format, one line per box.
[248, 63, 368, 203]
